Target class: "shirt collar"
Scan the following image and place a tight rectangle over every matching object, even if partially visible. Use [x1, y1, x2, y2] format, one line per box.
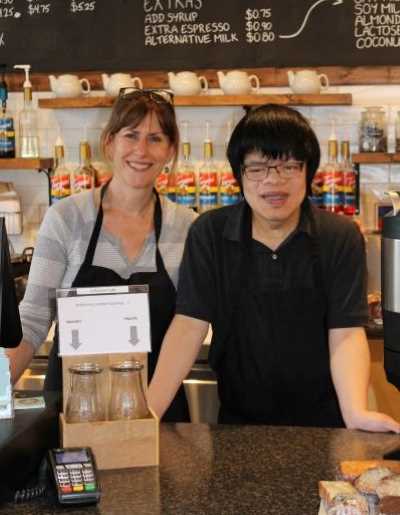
[223, 198, 317, 243]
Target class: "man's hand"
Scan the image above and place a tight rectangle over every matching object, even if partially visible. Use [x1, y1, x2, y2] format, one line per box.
[346, 409, 400, 433]
[148, 314, 209, 420]
[330, 327, 400, 434]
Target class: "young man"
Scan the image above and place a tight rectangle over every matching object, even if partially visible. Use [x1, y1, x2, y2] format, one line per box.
[149, 104, 400, 431]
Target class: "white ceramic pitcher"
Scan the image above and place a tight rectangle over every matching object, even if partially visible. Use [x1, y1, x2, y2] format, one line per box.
[102, 73, 143, 97]
[49, 74, 91, 98]
[217, 70, 260, 95]
[168, 71, 208, 96]
[287, 70, 329, 94]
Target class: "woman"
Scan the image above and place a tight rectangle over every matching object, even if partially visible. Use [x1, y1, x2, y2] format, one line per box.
[8, 88, 197, 422]
[149, 104, 400, 432]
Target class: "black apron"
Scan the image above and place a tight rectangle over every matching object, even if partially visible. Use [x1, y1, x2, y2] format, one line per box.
[213, 204, 344, 427]
[44, 184, 190, 423]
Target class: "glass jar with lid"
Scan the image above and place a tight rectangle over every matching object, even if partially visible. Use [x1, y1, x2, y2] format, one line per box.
[109, 360, 149, 420]
[65, 362, 105, 423]
[359, 106, 387, 153]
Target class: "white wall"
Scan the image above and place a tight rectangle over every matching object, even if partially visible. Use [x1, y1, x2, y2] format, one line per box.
[3, 83, 399, 291]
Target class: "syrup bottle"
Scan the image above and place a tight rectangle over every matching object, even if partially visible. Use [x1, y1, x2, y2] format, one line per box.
[219, 120, 240, 207]
[72, 141, 95, 194]
[198, 121, 218, 213]
[341, 140, 357, 216]
[51, 137, 71, 203]
[167, 165, 176, 202]
[176, 121, 196, 209]
[155, 164, 170, 198]
[310, 163, 324, 209]
[322, 121, 343, 213]
[0, 65, 15, 159]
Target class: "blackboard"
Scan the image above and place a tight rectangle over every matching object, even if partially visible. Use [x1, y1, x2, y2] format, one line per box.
[1, 0, 400, 73]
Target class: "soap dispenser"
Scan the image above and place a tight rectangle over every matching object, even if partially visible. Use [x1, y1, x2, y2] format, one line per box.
[13, 64, 40, 158]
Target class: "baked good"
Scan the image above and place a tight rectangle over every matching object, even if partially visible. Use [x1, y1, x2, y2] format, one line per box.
[340, 461, 400, 482]
[355, 467, 394, 494]
[377, 475, 400, 498]
[379, 495, 400, 515]
[319, 481, 369, 514]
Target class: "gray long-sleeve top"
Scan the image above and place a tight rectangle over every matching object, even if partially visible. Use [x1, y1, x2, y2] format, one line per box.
[20, 189, 197, 350]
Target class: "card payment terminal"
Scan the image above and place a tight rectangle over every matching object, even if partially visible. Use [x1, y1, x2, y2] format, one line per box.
[47, 447, 101, 505]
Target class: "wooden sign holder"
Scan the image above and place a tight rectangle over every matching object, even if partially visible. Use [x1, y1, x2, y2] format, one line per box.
[60, 353, 159, 470]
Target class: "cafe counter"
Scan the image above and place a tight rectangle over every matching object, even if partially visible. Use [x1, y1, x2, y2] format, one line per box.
[1, 421, 400, 515]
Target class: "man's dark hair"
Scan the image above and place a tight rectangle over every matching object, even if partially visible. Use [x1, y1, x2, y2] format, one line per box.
[227, 104, 321, 194]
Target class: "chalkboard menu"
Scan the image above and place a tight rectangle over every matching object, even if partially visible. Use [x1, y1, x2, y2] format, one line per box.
[1, 0, 400, 72]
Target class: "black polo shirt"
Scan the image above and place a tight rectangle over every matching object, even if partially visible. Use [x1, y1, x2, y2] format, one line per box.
[176, 199, 368, 331]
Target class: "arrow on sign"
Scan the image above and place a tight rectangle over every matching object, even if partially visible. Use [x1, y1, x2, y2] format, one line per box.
[129, 326, 140, 346]
[279, 0, 343, 39]
[70, 329, 83, 351]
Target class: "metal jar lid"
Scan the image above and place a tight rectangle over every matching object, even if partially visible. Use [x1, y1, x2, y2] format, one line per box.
[68, 362, 103, 375]
[110, 360, 143, 372]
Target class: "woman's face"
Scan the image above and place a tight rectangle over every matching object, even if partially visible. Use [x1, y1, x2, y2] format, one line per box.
[105, 111, 175, 190]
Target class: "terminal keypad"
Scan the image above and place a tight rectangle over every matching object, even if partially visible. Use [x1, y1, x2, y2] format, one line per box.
[55, 463, 96, 494]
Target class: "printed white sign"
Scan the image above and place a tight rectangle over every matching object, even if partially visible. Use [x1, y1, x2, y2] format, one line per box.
[57, 290, 151, 356]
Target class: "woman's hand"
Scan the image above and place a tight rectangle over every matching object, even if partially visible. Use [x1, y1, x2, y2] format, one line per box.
[345, 409, 400, 433]
[6, 339, 35, 384]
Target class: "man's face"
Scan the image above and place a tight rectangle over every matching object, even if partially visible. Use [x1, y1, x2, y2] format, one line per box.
[241, 151, 307, 229]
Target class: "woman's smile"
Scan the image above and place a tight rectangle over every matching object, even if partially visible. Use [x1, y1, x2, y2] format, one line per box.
[125, 159, 154, 172]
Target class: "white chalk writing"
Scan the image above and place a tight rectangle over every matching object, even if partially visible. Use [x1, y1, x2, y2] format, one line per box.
[144, 2, 238, 47]
[27, 2, 51, 16]
[245, 8, 275, 44]
[0, 5, 15, 17]
[70, 0, 96, 13]
[144, 0, 203, 12]
[279, 0, 343, 40]
[354, 0, 400, 49]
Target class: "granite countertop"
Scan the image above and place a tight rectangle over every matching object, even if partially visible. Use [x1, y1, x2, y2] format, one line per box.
[1, 423, 400, 515]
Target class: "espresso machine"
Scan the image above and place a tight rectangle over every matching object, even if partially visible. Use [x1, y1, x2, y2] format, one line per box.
[382, 191, 400, 389]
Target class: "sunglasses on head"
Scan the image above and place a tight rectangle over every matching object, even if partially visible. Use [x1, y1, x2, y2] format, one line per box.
[118, 87, 174, 105]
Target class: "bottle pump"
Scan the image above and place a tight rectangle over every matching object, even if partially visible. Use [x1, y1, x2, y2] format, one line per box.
[382, 191, 400, 389]
[13, 64, 39, 158]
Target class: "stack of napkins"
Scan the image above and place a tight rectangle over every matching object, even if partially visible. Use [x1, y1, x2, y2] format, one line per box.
[0, 348, 13, 418]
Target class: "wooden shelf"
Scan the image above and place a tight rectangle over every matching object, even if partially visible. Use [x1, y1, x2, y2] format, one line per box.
[38, 93, 352, 109]
[0, 158, 54, 169]
[6, 67, 400, 92]
[352, 153, 400, 164]
[39, 97, 114, 109]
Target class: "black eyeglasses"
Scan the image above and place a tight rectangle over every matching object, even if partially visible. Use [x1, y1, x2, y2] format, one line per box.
[242, 160, 305, 181]
[118, 87, 174, 105]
